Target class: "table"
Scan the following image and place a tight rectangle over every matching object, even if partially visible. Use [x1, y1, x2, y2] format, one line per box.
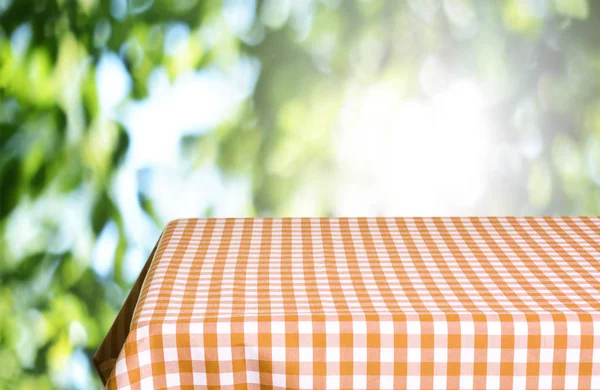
[94, 217, 600, 389]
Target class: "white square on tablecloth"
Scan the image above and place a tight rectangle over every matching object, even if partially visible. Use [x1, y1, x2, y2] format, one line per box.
[162, 323, 176, 334]
[380, 348, 394, 363]
[218, 347, 232, 361]
[189, 322, 203, 334]
[246, 370, 260, 384]
[136, 326, 149, 340]
[538, 375, 552, 390]
[513, 375, 526, 389]
[487, 348, 501, 363]
[191, 347, 204, 361]
[462, 348, 474, 363]
[434, 347, 447, 363]
[514, 348, 527, 363]
[539, 349, 553, 363]
[245, 345, 259, 360]
[220, 372, 234, 386]
[567, 321, 581, 336]
[164, 348, 178, 362]
[461, 321, 474, 335]
[326, 375, 340, 389]
[299, 375, 312, 388]
[138, 350, 151, 367]
[298, 321, 312, 334]
[540, 322, 554, 335]
[380, 321, 394, 334]
[487, 321, 501, 335]
[115, 358, 129, 376]
[487, 374, 500, 390]
[354, 321, 367, 334]
[434, 321, 448, 335]
[326, 321, 340, 334]
[299, 347, 312, 362]
[272, 374, 286, 387]
[433, 374, 446, 390]
[354, 347, 367, 362]
[406, 322, 420, 335]
[217, 322, 231, 334]
[166, 373, 180, 387]
[459, 375, 473, 390]
[407, 348, 420, 362]
[245, 322, 258, 334]
[193, 373, 207, 386]
[140, 376, 154, 390]
[406, 375, 421, 390]
[326, 347, 340, 362]
[272, 347, 286, 362]
[566, 348, 580, 363]
[353, 375, 367, 389]
[513, 322, 528, 335]
[380, 375, 394, 389]
[272, 321, 286, 334]
[591, 373, 600, 390]
[564, 375, 579, 389]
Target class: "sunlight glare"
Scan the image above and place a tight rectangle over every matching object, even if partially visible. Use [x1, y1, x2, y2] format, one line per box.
[336, 79, 492, 215]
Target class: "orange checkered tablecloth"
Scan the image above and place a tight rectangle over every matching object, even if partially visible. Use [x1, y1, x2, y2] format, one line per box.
[94, 217, 600, 389]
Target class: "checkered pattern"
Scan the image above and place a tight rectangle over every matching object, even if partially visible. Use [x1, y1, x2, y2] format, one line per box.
[95, 217, 600, 389]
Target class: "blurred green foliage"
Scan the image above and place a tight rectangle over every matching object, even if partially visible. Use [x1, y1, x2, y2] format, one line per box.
[2, 0, 600, 388]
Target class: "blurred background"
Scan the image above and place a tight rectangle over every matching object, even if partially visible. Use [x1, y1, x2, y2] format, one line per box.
[1, 0, 600, 388]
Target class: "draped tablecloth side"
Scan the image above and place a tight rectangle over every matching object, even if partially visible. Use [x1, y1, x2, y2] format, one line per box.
[93, 238, 160, 384]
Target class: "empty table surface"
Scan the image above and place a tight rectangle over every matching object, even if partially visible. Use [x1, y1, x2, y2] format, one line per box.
[94, 217, 600, 389]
